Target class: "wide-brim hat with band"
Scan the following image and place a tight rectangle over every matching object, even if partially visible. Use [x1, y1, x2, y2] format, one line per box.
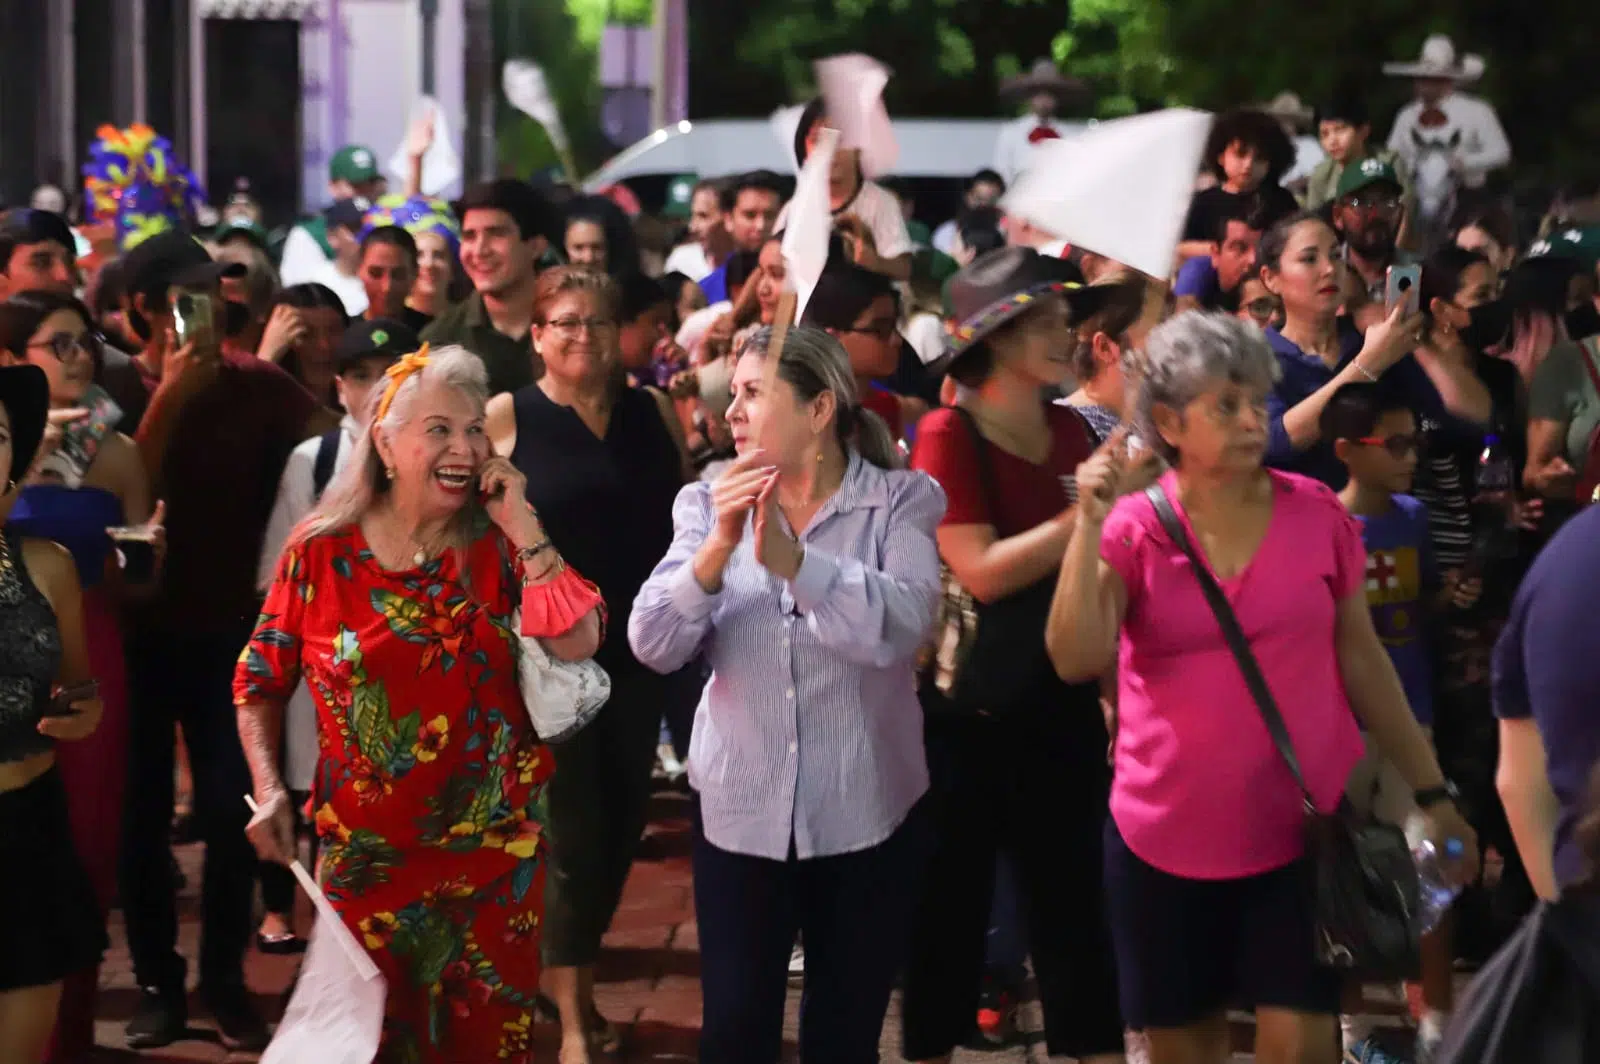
[927, 246, 1116, 377]
[1382, 35, 1486, 81]
[999, 59, 1087, 103]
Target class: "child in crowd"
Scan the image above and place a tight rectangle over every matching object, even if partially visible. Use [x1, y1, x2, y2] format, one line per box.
[1305, 94, 1416, 216]
[1324, 382, 1480, 1064]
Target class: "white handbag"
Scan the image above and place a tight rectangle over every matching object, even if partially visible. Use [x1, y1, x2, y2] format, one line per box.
[511, 608, 612, 744]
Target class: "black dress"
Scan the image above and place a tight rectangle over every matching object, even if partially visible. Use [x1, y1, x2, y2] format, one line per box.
[0, 527, 108, 991]
[508, 382, 682, 678]
[507, 381, 694, 965]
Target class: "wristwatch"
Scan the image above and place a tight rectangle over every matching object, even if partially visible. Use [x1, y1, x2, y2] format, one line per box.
[1414, 780, 1461, 810]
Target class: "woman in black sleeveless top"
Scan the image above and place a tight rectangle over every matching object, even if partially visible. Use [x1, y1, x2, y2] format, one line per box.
[0, 364, 109, 1062]
[487, 266, 687, 1064]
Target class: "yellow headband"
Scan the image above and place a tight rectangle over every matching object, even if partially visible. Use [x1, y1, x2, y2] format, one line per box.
[373, 344, 430, 424]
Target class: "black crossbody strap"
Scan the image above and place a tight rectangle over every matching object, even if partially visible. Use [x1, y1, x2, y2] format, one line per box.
[951, 406, 1001, 525]
[1144, 484, 1316, 814]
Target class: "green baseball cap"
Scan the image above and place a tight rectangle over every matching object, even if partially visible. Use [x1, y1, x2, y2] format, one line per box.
[662, 174, 698, 219]
[1527, 226, 1600, 272]
[329, 144, 381, 185]
[1336, 156, 1403, 200]
[214, 216, 269, 250]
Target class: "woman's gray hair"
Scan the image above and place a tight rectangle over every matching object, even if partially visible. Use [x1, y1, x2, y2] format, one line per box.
[737, 325, 903, 469]
[1134, 310, 1281, 466]
[291, 344, 490, 547]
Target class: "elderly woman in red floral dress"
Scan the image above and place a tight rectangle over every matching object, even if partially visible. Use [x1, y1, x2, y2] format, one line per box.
[235, 344, 603, 1064]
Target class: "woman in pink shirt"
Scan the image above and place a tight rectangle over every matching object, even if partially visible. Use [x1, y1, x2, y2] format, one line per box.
[1047, 311, 1476, 1064]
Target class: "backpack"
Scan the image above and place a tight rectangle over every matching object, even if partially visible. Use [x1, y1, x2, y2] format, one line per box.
[1574, 337, 1600, 506]
[311, 429, 341, 502]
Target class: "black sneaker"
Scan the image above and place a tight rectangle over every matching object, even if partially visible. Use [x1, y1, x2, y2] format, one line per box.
[203, 985, 271, 1052]
[125, 985, 187, 1049]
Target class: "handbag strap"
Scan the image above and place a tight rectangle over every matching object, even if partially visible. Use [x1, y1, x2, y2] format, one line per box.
[1144, 484, 1316, 815]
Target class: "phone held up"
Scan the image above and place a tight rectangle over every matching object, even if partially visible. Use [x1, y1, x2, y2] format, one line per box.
[107, 525, 158, 583]
[1385, 264, 1422, 318]
[171, 288, 215, 351]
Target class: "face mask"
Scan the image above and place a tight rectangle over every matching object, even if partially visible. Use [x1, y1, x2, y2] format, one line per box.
[1459, 298, 1512, 352]
[1565, 302, 1600, 342]
[222, 299, 253, 338]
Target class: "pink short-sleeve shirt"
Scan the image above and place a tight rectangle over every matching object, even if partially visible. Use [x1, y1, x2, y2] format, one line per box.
[1100, 470, 1366, 880]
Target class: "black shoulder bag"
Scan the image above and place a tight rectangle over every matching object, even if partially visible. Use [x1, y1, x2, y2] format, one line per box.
[1145, 484, 1421, 978]
[917, 408, 1061, 719]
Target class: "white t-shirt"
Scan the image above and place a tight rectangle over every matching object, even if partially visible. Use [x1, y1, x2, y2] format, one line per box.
[664, 241, 712, 281]
[258, 416, 360, 790]
[775, 179, 913, 262]
[306, 259, 369, 318]
[904, 312, 948, 366]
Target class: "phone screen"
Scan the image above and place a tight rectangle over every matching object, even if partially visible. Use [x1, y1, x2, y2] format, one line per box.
[172, 289, 215, 349]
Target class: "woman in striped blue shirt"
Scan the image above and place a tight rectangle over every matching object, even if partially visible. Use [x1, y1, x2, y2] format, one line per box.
[630, 325, 945, 1064]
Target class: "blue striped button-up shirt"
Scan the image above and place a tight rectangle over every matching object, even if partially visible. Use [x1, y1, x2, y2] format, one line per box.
[628, 453, 946, 860]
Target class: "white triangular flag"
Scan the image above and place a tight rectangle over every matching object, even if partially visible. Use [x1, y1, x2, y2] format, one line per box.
[770, 104, 806, 171]
[1001, 109, 1214, 279]
[502, 59, 570, 152]
[782, 126, 839, 322]
[814, 54, 898, 178]
[263, 911, 387, 1064]
[386, 97, 462, 197]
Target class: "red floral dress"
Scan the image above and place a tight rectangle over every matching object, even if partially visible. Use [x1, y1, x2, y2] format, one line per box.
[235, 523, 554, 1064]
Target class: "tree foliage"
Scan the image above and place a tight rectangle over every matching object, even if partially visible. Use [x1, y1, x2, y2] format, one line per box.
[695, 0, 1599, 181]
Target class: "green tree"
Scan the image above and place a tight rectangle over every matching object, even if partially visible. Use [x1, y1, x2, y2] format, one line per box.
[492, 0, 653, 178]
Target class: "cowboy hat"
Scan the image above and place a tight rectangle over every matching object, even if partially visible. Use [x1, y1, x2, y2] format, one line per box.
[1256, 91, 1314, 132]
[0, 365, 50, 489]
[927, 246, 1120, 378]
[1383, 35, 1486, 81]
[1000, 59, 1086, 102]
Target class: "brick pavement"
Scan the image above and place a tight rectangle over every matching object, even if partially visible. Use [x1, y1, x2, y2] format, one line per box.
[90, 788, 1285, 1062]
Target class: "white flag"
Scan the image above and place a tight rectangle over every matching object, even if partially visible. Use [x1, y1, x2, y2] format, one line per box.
[386, 97, 462, 197]
[1001, 109, 1214, 279]
[262, 912, 386, 1064]
[502, 59, 570, 153]
[782, 126, 840, 322]
[814, 54, 898, 178]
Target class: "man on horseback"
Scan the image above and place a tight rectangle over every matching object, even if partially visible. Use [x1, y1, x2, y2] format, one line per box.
[1384, 34, 1511, 250]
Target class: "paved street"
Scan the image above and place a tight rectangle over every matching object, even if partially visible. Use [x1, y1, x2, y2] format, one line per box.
[89, 787, 1412, 1061]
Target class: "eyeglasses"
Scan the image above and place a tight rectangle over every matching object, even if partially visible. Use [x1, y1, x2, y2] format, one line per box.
[1357, 433, 1419, 458]
[27, 332, 100, 361]
[544, 316, 617, 337]
[842, 318, 899, 340]
[1244, 297, 1281, 322]
[1340, 193, 1402, 214]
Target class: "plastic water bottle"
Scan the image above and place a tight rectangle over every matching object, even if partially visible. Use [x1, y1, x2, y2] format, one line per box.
[1471, 433, 1519, 564]
[1406, 813, 1465, 935]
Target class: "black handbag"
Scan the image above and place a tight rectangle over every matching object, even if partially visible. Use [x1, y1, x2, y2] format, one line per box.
[1145, 484, 1421, 978]
[917, 407, 1065, 719]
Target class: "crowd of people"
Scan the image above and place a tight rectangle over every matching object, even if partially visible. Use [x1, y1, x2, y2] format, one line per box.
[0, 33, 1598, 1064]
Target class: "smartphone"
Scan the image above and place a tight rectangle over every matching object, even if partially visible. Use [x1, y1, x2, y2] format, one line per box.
[42, 680, 99, 718]
[172, 288, 215, 349]
[1385, 264, 1422, 317]
[108, 526, 158, 583]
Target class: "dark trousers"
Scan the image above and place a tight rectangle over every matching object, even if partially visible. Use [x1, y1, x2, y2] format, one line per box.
[694, 798, 931, 1064]
[542, 666, 667, 967]
[120, 624, 257, 994]
[901, 706, 1125, 1061]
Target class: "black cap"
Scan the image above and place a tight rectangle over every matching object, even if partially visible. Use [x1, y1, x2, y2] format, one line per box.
[122, 231, 246, 301]
[336, 317, 420, 374]
[324, 197, 369, 234]
[0, 208, 76, 264]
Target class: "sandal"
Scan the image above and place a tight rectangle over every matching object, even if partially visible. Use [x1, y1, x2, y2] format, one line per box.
[587, 1008, 622, 1055]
